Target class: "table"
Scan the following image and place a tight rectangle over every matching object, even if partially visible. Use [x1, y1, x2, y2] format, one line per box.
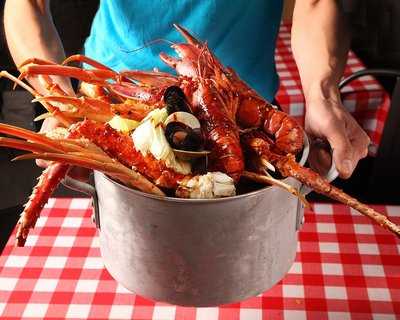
[0, 198, 399, 319]
[275, 23, 391, 156]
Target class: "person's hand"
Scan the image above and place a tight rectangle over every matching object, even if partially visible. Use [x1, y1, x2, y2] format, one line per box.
[304, 94, 370, 179]
[36, 116, 60, 168]
[37, 117, 90, 182]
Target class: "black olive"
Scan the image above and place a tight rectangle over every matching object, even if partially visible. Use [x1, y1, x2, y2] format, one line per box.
[165, 122, 202, 151]
[163, 86, 191, 114]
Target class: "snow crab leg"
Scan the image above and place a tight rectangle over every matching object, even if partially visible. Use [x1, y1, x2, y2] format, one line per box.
[0, 71, 73, 126]
[0, 122, 163, 246]
[16, 57, 180, 116]
[18, 63, 118, 86]
[241, 130, 400, 239]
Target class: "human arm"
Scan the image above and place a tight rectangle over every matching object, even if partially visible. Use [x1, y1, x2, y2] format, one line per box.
[4, 0, 73, 95]
[291, 0, 370, 178]
[4, 0, 76, 169]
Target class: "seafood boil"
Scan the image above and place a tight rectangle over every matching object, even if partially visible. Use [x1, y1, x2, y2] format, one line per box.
[0, 24, 399, 247]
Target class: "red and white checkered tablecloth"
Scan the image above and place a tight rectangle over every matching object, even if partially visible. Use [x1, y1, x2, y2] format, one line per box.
[0, 198, 399, 319]
[275, 23, 391, 156]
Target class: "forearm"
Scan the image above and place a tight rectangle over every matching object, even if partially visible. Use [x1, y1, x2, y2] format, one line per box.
[291, 1, 370, 178]
[291, 0, 349, 102]
[4, 0, 65, 66]
[4, 0, 72, 94]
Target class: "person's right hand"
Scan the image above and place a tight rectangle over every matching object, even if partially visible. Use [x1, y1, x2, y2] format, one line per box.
[305, 94, 370, 179]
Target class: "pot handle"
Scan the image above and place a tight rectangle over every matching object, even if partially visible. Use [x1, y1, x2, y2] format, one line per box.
[300, 147, 339, 196]
[62, 175, 101, 229]
[296, 147, 339, 231]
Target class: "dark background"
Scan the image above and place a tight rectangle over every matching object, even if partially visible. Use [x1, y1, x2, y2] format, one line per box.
[0, 0, 399, 249]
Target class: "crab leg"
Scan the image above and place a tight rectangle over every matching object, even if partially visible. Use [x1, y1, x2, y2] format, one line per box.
[242, 170, 309, 208]
[276, 155, 400, 238]
[242, 132, 400, 239]
[14, 59, 71, 96]
[34, 96, 114, 122]
[14, 152, 164, 196]
[18, 57, 57, 69]
[62, 54, 114, 71]
[37, 75, 72, 96]
[0, 122, 165, 245]
[36, 95, 154, 122]
[0, 123, 68, 150]
[62, 55, 135, 87]
[0, 137, 63, 154]
[73, 119, 186, 188]
[15, 162, 70, 246]
[120, 70, 179, 87]
[0, 123, 77, 246]
[0, 71, 37, 96]
[79, 82, 114, 102]
[0, 71, 72, 126]
[19, 64, 118, 86]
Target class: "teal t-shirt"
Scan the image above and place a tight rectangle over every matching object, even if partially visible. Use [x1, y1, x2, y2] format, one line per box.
[84, 0, 283, 101]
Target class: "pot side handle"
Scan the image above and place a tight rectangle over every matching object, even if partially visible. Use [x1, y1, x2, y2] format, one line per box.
[295, 149, 339, 231]
[62, 175, 101, 229]
[300, 149, 339, 196]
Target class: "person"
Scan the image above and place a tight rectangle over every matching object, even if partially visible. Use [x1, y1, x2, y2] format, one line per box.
[4, 0, 370, 179]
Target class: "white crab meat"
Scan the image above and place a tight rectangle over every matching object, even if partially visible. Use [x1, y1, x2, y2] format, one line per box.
[131, 108, 191, 174]
[44, 127, 69, 139]
[178, 172, 236, 199]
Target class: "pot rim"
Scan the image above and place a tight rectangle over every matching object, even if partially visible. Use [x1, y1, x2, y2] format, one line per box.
[98, 171, 300, 204]
[96, 133, 309, 204]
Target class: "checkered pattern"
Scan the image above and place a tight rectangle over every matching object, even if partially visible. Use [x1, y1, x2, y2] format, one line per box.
[0, 198, 399, 319]
[276, 23, 391, 156]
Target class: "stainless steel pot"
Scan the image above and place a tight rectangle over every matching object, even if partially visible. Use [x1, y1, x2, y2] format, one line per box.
[63, 136, 337, 307]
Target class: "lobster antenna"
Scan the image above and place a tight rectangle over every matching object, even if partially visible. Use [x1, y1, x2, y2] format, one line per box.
[120, 39, 176, 54]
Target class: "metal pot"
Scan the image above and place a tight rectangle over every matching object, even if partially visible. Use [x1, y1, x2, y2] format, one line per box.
[63, 136, 337, 307]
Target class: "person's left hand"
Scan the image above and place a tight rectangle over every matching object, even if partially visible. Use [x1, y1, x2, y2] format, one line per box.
[304, 93, 370, 179]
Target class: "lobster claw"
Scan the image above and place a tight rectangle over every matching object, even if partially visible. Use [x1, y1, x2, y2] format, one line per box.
[159, 24, 206, 78]
[173, 24, 202, 47]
